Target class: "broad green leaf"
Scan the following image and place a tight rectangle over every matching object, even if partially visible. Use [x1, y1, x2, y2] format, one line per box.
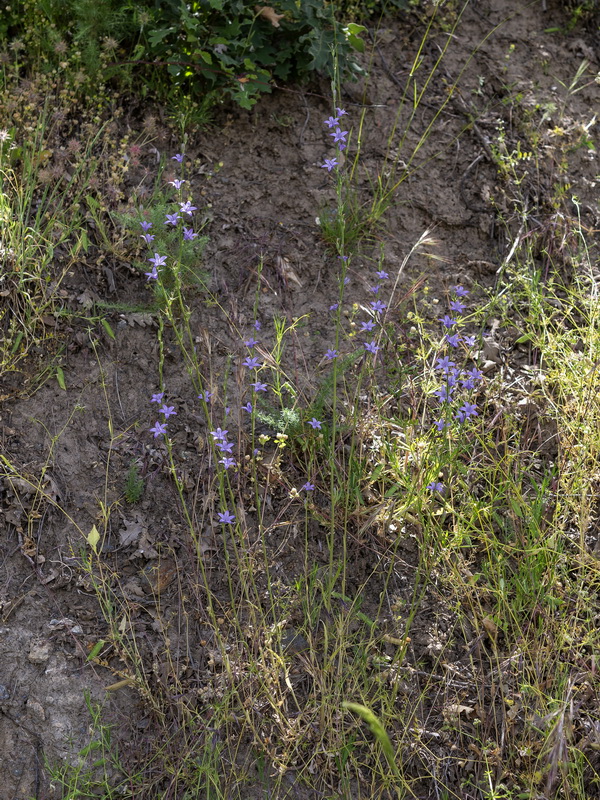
[56, 366, 66, 390]
[87, 524, 100, 553]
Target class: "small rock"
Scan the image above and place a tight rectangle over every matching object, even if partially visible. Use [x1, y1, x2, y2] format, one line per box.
[28, 640, 51, 664]
[26, 698, 46, 722]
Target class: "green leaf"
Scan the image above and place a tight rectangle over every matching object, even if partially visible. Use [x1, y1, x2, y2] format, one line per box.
[344, 23, 366, 54]
[87, 640, 106, 661]
[56, 366, 66, 390]
[148, 27, 173, 47]
[101, 319, 115, 340]
[87, 524, 100, 554]
[342, 702, 400, 777]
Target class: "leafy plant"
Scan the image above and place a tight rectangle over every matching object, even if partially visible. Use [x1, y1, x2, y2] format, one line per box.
[124, 459, 144, 504]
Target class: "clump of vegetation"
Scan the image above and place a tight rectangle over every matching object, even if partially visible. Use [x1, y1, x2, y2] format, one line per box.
[0, 1, 599, 799]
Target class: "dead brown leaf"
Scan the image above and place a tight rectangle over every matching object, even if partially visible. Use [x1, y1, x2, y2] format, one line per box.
[255, 6, 285, 27]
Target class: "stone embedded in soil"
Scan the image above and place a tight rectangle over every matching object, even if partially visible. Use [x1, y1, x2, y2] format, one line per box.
[27, 640, 51, 664]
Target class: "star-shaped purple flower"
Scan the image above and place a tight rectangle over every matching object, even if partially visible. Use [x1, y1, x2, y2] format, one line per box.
[325, 349, 339, 360]
[251, 381, 267, 392]
[370, 300, 387, 313]
[159, 404, 177, 419]
[151, 392, 164, 403]
[140, 220, 153, 232]
[172, 153, 184, 163]
[183, 227, 198, 241]
[169, 178, 186, 189]
[308, 418, 321, 429]
[179, 200, 197, 216]
[243, 356, 262, 369]
[150, 421, 167, 438]
[217, 510, 235, 524]
[321, 158, 338, 172]
[219, 457, 236, 469]
[364, 341, 379, 354]
[148, 253, 167, 267]
[330, 128, 348, 144]
[164, 212, 180, 226]
[302, 482, 315, 491]
[210, 427, 228, 441]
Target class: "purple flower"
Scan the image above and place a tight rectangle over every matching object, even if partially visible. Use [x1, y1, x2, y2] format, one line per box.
[198, 390, 212, 402]
[329, 303, 339, 311]
[336, 107, 347, 117]
[308, 418, 322, 429]
[159, 404, 177, 419]
[450, 299, 466, 314]
[244, 337, 259, 348]
[463, 335, 476, 347]
[459, 401, 478, 419]
[325, 348, 339, 360]
[242, 402, 253, 413]
[217, 510, 235, 524]
[466, 367, 483, 382]
[446, 370, 459, 388]
[151, 392, 165, 403]
[141, 233, 155, 244]
[253, 320, 261, 331]
[364, 341, 380, 354]
[461, 378, 476, 390]
[330, 128, 348, 144]
[169, 178, 186, 189]
[217, 441, 234, 453]
[148, 253, 167, 268]
[145, 266, 158, 281]
[183, 227, 198, 241]
[370, 300, 387, 313]
[453, 285, 469, 297]
[225, 406, 231, 416]
[150, 421, 167, 438]
[210, 427, 228, 441]
[243, 356, 262, 369]
[172, 153, 184, 163]
[321, 158, 339, 172]
[433, 419, 446, 432]
[219, 457, 236, 469]
[360, 320, 376, 332]
[251, 381, 267, 392]
[302, 481, 315, 491]
[324, 115, 339, 128]
[433, 385, 453, 402]
[375, 270, 389, 280]
[164, 212, 180, 226]
[368, 285, 380, 294]
[179, 200, 197, 216]
[140, 220, 153, 232]
[439, 315, 457, 328]
[446, 334, 461, 347]
[427, 481, 444, 493]
[435, 356, 456, 373]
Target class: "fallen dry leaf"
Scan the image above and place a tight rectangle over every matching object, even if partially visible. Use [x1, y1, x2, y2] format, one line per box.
[255, 6, 285, 27]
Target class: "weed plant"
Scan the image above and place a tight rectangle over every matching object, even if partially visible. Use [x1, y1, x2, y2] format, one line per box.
[0, 6, 599, 800]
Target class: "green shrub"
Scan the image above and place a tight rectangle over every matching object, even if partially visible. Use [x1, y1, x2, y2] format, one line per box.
[0, 0, 370, 109]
